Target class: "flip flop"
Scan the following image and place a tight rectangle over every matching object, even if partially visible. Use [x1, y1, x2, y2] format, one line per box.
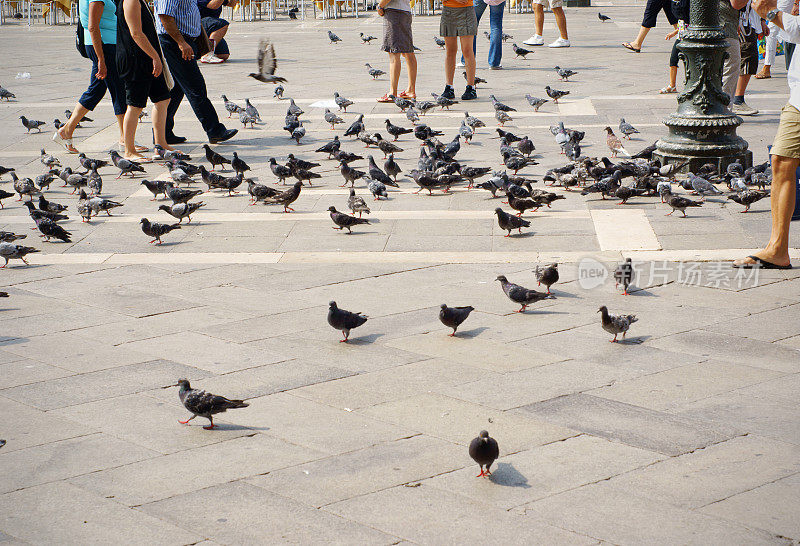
[399, 91, 416, 99]
[732, 255, 792, 269]
[755, 71, 771, 79]
[52, 131, 79, 154]
[376, 94, 393, 103]
[622, 42, 641, 53]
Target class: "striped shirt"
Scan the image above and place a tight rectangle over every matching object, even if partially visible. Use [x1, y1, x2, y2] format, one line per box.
[154, 0, 201, 37]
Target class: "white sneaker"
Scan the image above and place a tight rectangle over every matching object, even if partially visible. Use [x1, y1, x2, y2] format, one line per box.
[731, 102, 758, 116]
[456, 60, 465, 68]
[522, 35, 544, 46]
[200, 53, 224, 64]
[548, 37, 571, 48]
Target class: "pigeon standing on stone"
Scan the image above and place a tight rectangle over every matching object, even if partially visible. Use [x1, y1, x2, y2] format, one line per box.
[534, 263, 559, 294]
[618, 118, 640, 139]
[365, 63, 385, 79]
[0, 85, 16, 101]
[174, 378, 248, 430]
[0, 242, 39, 267]
[159, 201, 205, 223]
[244, 99, 261, 122]
[20, 116, 45, 133]
[512, 43, 532, 58]
[469, 430, 499, 477]
[0, 189, 15, 208]
[367, 178, 388, 200]
[598, 305, 637, 342]
[665, 194, 703, 217]
[328, 30, 342, 43]
[334, 92, 354, 112]
[545, 86, 569, 103]
[109, 151, 145, 178]
[140, 218, 181, 244]
[525, 94, 548, 112]
[490, 95, 516, 112]
[263, 181, 302, 212]
[464, 111, 486, 129]
[345, 114, 365, 138]
[495, 110, 512, 126]
[347, 188, 371, 217]
[598, 12, 611, 21]
[325, 109, 345, 129]
[728, 189, 769, 212]
[203, 144, 231, 170]
[496, 275, 553, 312]
[222, 95, 243, 117]
[604, 127, 628, 157]
[360, 32, 377, 44]
[439, 304, 474, 336]
[40, 149, 61, 168]
[329, 206, 370, 233]
[614, 258, 634, 295]
[327, 301, 368, 342]
[231, 152, 250, 177]
[688, 172, 723, 197]
[554, 66, 577, 81]
[434, 36, 446, 48]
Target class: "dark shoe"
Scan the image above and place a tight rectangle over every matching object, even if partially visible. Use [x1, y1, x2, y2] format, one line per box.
[208, 128, 237, 144]
[166, 134, 187, 145]
[441, 86, 455, 100]
[461, 86, 477, 101]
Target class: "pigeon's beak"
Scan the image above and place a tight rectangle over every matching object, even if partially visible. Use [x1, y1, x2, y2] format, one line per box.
[162, 382, 179, 389]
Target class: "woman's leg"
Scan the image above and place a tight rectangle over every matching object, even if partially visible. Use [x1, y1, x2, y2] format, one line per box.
[388, 52, 401, 95]
[464, 1, 486, 64]
[669, 66, 678, 88]
[488, 3, 505, 67]
[123, 105, 144, 159]
[444, 36, 458, 85]
[151, 98, 171, 150]
[460, 34, 476, 85]
[402, 52, 417, 96]
[629, 26, 651, 49]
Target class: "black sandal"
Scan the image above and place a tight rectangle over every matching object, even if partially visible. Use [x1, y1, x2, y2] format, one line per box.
[622, 42, 641, 53]
[732, 255, 793, 269]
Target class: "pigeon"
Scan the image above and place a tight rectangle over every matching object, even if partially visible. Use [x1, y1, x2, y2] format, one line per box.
[159, 201, 205, 223]
[203, 144, 231, 170]
[32, 216, 72, 243]
[534, 263, 559, 294]
[247, 180, 279, 204]
[406, 108, 420, 124]
[367, 178, 388, 200]
[25, 200, 66, 223]
[40, 149, 61, 168]
[598, 305, 637, 342]
[329, 205, 370, 233]
[665, 194, 703, 217]
[287, 98, 304, 117]
[507, 194, 538, 216]
[414, 124, 444, 142]
[20, 116, 45, 133]
[659, 160, 689, 179]
[385, 119, 413, 141]
[615, 185, 647, 204]
[614, 258, 634, 295]
[360, 32, 377, 44]
[109, 151, 145, 178]
[464, 72, 488, 86]
[728, 189, 769, 212]
[321, 108, 343, 130]
[384, 154, 402, 183]
[242, 98, 261, 122]
[141, 179, 170, 200]
[461, 166, 492, 188]
[598, 12, 611, 21]
[0, 85, 16, 101]
[274, 85, 284, 99]
[525, 94, 548, 112]
[434, 36, 446, 48]
[316, 136, 341, 158]
[0, 242, 39, 267]
[166, 184, 203, 204]
[495, 110, 512, 126]
[35, 173, 56, 191]
[0, 231, 26, 242]
[365, 63, 385, 79]
[153, 146, 189, 163]
[501, 32, 513, 41]
[554, 66, 577, 81]
[328, 30, 342, 43]
[12, 173, 37, 201]
[464, 111, 486, 130]
[231, 152, 250, 177]
[239, 110, 256, 129]
[604, 127, 628, 157]
[347, 188, 371, 217]
[497, 128, 523, 143]
[0, 189, 14, 208]
[431, 92, 458, 110]
[263, 181, 302, 212]
[688, 172, 723, 197]
[618, 118, 639, 139]
[375, 134, 403, 158]
[65, 109, 92, 122]
[334, 92, 354, 112]
[0, 165, 15, 179]
[490, 94, 516, 112]
[459, 121, 474, 143]
[221, 95, 243, 117]
[469, 430, 499, 477]
[140, 218, 180, 244]
[327, 300, 368, 342]
[496, 274, 553, 312]
[439, 304, 474, 336]
[390, 94, 415, 111]
[415, 100, 437, 115]
[335, 150, 364, 164]
[512, 43, 533, 58]
[517, 136, 535, 157]
[288, 6, 298, 17]
[174, 378, 248, 430]
[345, 114, 365, 137]
[545, 86, 569, 103]
[495, 207, 530, 237]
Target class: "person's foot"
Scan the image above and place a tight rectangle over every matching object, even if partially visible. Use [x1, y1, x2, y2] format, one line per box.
[119, 142, 149, 153]
[441, 85, 455, 100]
[548, 37, 570, 48]
[731, 102, 759, 116]
[208, 128, 238, 143]
[200, 53, 224, 64]
[124, 153, 150, 163]
[456, 60, 465, 68]
[733, 253, 791, 268]
[659, 85, 677, 94]
[755, 67, 771, 79]
[523, 35, 544, 46]
[166, 134, 187, 145]
[490, 65, 503, 70]
[461, 85, 477, 100]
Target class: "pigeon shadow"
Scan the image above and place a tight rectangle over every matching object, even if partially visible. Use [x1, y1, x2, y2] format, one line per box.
[627, 287, 658, 297]
[507, 232, 535, 238]
[488, 463, 531, 488]
[210, 423, 271, 431]
[617, 335, 651, 345]
[346, 332, 385, 345]
[455, 326, 489, 338]
[547, 289, 577, 298]
[152, 240, 185, 247]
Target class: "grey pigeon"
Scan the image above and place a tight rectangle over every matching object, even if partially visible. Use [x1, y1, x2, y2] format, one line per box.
[495, 110, 512, 126]
[614, 258, 634, 295]
[728, 189, 769, 212]
[316, 136, 341, 158]
[459, 121, 474, 143]
[688, 172, 722, 197]
[534, 263, 559, 294]
[554, 66, 577, 81]
[262, 181, 302, 212]
[0, 85, 15, 101]
[142, 179, 170, 200]
[665, 194, 703, 217]
[231, 152, 250, 176]
[0, 242, 39, 267]
[221, 95, 243, 117]
[434, 36, 445, 48]
[325, 109, 344, 129]
[431, 92, 458, 110]
[244, 98, 261, 121]
[598, 305, 637, 342]
[274, 85, 284, 99]
[269, 157, 292, 184]
[203, 144, 231, 170]
[287, 98, 304, 116]
[406, 108, 420, 124]
[239, 110, 256, 128]
[365, 63, 385, 79]
[385, 119, 413, 140]
[360, 32, 377, 44]
[439, 304, 474, 336]
[174, 378, 248, 429]
[469, 430, 499, 477]
[159, 201, 205, 223]
[598, 12, 611, 21]
[464, 111, 486, 129]
[512, 43, 532, 58]
[166, 184, 203, 204]
[327, 300, 368, 342]
[0, 189, 14, 208]
[291, 125, 306, 145]
[249, 39, 286, 83]
[329, 206, 370, 233]
[496, 274, 553, 312]
[344, 114, 365, 137]
[384, 154, 401, 184]
[247, 180, 279, 204]
[367, 177, 388, 200]
[545, 86, 569, 103]
[328, 30, 342, 43]
[618, 118, 639, 139]
[109, 151, 145, 178]
[140, 218, 180, 244]
[525, 94, 548, 111]
[20, 116, 45, 133]
[490, 94, 516, 112]
[0, 231, 26, 242]
[347, 188, 371, 217]
[40, 149, 61, 168]
[334, 92, 354, 112]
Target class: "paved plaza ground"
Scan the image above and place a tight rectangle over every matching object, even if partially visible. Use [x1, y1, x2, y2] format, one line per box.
[1, 3, 800, 544]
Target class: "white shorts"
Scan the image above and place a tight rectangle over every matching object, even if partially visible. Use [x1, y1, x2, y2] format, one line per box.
[532, 0, 563, 8]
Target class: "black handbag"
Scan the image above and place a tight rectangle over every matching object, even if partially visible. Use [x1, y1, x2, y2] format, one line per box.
[76, 19, 90, 58]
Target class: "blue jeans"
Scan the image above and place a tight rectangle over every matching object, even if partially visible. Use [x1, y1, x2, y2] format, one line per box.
[462, 1, 504, 68]
[79, 43, 126, 116]
[160, 34, 227, 138]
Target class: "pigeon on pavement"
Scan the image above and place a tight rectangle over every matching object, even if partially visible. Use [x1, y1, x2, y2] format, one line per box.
[604, 127, 628, 157]
[598, 305, 637, 342]
[534, 263, 559, 294]
[469, 430, 499, 477]
[545, 86, 569, 103]
[496, 274, 553, 312]
[0, 242, 39, 267]
[490, 94, 516, 112]
[365, 63, 385, 79]
[221, 95, 243, 117]
[140, 218, 180, 244]
[728, 189, 769, 212]
[525, 94, 548, 112]
[614, 257, 634, 295]
[618, 118, 640, 139]
[20, 116, 45, 133]
[327, 300, 368, 342]
[203, 144, 231, 170]
[439, 304, 474, 336]
[512, 43, 532, 58]
[328, 30, 342, 43]
[347, 188, 371, 217]
[665, 194, 703, 217]
[174, 378, 248, 429]
[554, 66, 577, 81]
[334, 92, 354, 112]
[598, 12, 611, 21]
[159, 201, 205, 223]
[263, 181, 302, 212]
[329, 206, 370, 233]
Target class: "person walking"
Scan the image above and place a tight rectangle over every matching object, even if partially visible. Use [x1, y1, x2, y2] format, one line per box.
[197, 0, 237, 63]
[732, 1, 769, 115]
[439, 0, 478, 100]
[756, 0, 796, 78]
[155, 0, 237, 144]
[622, 0, 678, 53]
[660, 21, 683, 93]
[522, 0, 570, 48]
[54, 0, 132, 154]
[376, 0, 417, 102]
[722, 0, 750, 105]
[116, 0, 172, 161]
[461, 0, 505, 69]
[734, 0, 799, 269]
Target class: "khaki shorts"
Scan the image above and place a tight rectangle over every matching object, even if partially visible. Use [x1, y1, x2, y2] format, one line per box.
[771, 104, 800, 159]
[532, 0, 563, 8]
[440, 5, 478, 36]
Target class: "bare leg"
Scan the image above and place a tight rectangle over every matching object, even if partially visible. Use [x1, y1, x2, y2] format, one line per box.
[460, 35, 476, 86]
[122, 106, 146, 160]
[735, 74, 752, 97]
[534, 4, 544, 36]
[552, 7, 568, 40]
[629, 26, 650, 49]
[151, 98, 172, 150]
[669, 65, 678, 88]
[444, 36, 458, 86]
[734, 155, 797, 267]
[59, 103, 89, 140]
[114, 113, 124, 143]
[388, 52, 401, 96]
[402, 52, 417, 96]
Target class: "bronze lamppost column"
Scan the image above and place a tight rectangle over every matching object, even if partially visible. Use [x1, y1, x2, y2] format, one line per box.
[653, 0, 752, 171]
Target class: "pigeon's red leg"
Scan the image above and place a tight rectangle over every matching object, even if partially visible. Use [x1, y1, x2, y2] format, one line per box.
[476, 469, 485, 477]
[203, 417, 217, 430]
[178, 415, 196, 425]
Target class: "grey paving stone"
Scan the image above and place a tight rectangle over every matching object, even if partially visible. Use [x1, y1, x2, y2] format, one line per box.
[702, 303, 800, 342]
[0, 396, 92, 452]
[0, 433, 157, 493]
[140, 480, 398, 544]
[70, 432, 324, 506]
[0, 357, 72, 389]
[520, 394, 739, 456]
[0, 482, 201, 545]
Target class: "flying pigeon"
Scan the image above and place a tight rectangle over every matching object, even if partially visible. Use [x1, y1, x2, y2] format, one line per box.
[598, 305, 637, 342]
[614, 258, 634, 295]
[496, 274, 553, 312]
[174, 378, 248, 429]
[469, 430, 499, 477]
[439, 304, 474, 336]
[327, 300, 368, 342]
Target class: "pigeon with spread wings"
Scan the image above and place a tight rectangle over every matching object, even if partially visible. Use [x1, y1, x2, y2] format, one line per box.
[248, 39, 287, 84]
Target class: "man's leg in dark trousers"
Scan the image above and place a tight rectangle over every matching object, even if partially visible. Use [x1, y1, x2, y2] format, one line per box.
[159, 34, 227, 138]
[165, 79, 184, 139]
